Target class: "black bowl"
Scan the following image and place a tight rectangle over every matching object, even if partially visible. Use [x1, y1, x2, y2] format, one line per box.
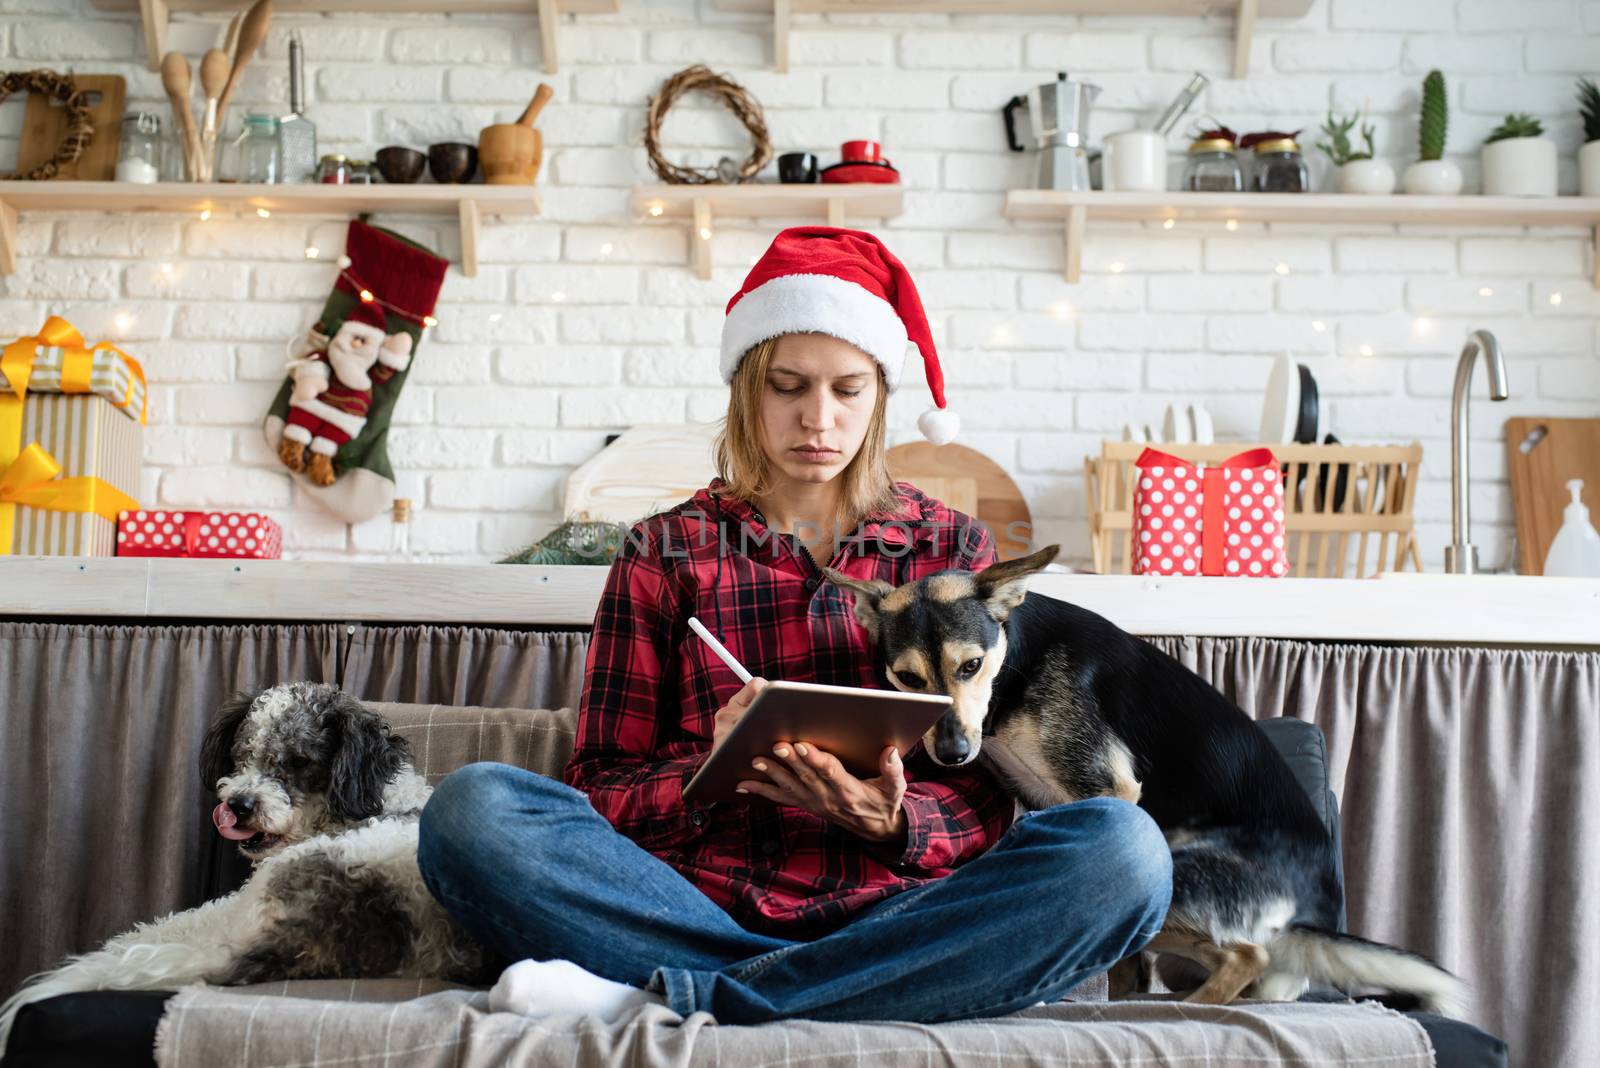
[375, 146, 426, 184]
[427, 142, 479, 184]
[778, 151, 819, 183]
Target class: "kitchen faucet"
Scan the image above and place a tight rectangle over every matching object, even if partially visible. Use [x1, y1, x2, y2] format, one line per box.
[1445, 329, 1510, 574]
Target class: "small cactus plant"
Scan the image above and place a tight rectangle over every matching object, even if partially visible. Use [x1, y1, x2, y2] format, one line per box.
[1578, 78, 1600, 143]
[1419, 70, 1447, 161]
[1317, 109, 1376, 166]
[1484, 113, 1544, 144]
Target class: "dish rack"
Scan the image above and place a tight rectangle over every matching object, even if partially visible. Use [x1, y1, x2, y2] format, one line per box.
[1084, 441, 1425, 578]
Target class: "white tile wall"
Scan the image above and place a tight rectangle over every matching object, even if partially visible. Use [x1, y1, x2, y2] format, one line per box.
[1, 0, 1596, 567]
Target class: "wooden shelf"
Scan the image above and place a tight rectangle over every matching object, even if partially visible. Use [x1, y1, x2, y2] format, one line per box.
[0, 181, 540, 277]
[90, 0, 620, 73]
[710, 0, 1311, 76]
[1002, 189, 1600, 286]
[630, 183, 904, 278]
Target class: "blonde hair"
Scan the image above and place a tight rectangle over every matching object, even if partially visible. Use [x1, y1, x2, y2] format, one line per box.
[712, 336, 901, 536]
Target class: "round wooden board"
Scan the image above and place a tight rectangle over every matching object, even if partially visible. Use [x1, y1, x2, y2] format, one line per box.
[887, 442, 1032, 560]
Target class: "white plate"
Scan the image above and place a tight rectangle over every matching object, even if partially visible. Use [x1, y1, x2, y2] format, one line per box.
[1189, 403, 1214, 444]
[1122, 422, 1147, 443]
[1162, 403, 1192, 444]
[1259, 353, 1299, 445]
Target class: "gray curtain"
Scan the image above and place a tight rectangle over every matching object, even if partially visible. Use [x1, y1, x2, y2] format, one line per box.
[1149, 636, 1599, 1068]
[0, 621, 341, 996]
[341, 625, 589, 709]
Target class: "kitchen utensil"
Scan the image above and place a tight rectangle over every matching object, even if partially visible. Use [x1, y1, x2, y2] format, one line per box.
[18, 74, 126, 181]
[1189, 404, 1214, 445]
[428, 141, 479, 183]
[1002, 71, 1102, 192]
[1505, 417, 1600, 574]
[1152, 72, 1209, 137]
[1294, 364, 1320, 444]
[159, 52, 200, 180]
[1122, 423, 1148, 443]
[114, 111, 162, 183]
[886, 441, 1033, 561]
[197, 48, 229, 180]
[516, 82, 555, 127]
[1162, 403, 1192, 444]
[1259, 354, 1298, 445]
[778, 151, 819, 183]
[237, 112, 280, 183]
[841, 140, 881, 163]
[215, 0, 273, 128]
[1102, 129, 1166, 191]
[477, 83, 552, 185]
[223, 10, 243, 59]
[819, 160, 899, 184]
[375, 146, 425, 184]
[278, 30, 317, 182]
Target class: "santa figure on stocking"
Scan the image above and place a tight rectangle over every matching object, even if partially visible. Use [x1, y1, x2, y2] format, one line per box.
[278, 302, 414, 487]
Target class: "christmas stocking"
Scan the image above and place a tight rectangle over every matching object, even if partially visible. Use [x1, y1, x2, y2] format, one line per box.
[263, 220, 448, 525]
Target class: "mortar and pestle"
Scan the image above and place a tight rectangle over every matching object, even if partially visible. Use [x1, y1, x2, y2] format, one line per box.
[477, 83, 554, 185]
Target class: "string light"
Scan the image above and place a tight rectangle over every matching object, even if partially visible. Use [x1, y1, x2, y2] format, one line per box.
[1358, 343, 1374, 357]
[422, 315, 438, 327]
[1274, 262, 1290, 275]
[648, 203, 664, 217]
[1109, 261, 1125, 273]
[326, 263, 440, 329]
[1478, 286, 1494, 297]
[159, 262, 173, 276]
[1225, 219, 1239, 231]
[1311, 320, 1327, 332]
[359, 289, 375, 303]
[198, 208, 212, 221]
[304, 246, 320, 259]
[114, 312, 134, 333]
[1161, 218, 1175, 230]
[256, 208, 271, 218]
[1549, 292, 1563, 306]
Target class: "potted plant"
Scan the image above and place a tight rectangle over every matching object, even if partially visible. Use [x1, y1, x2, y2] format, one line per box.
[1580, 78, 1600, 196]
[1481, 113, 1557, 196]
[1317, 109, 1393, 194]
[1402, 70, 1462, 194]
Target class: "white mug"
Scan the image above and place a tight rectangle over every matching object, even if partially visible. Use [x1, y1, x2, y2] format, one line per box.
[1103, 130, 1167, 191]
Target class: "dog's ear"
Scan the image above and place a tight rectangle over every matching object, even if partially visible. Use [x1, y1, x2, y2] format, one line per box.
[819, 566, 893, 639]
[200, 690, 257, 792]
[325, 691, 412, 823]
[973, 544, 1059, 622]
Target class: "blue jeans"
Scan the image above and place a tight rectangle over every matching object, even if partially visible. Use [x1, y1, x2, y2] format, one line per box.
[416, 762, 1171, 1025]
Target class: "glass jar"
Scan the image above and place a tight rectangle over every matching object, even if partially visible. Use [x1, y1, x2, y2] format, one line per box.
[316, 153, 351, 184]
[1251, 137, 1308, 193]
[115, 112, 163, 184]
[1182, 137, 1243, 192]
[389, 499, 412, 562]
[236, 113, 281, 184]
[347, 159, 375, 184]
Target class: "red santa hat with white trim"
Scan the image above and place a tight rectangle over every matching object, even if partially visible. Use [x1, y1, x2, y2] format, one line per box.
[720, 226, 959, 445]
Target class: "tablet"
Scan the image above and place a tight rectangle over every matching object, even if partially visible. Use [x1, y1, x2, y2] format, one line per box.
[682, 680, 954, 805]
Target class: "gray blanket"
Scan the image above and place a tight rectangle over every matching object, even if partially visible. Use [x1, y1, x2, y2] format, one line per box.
[154, 981, 1434, 1068]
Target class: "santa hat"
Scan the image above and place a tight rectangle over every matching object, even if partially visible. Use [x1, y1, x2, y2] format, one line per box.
[720, 226, 958, 445]
[342, 300, 388, 335]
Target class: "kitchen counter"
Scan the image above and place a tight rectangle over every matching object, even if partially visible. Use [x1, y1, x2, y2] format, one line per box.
[3, 557, 1596, 645]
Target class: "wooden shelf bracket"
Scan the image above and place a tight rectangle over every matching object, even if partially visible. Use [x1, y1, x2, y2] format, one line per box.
[1232, 0, 1259, 79]
[0, 197, 18, 276]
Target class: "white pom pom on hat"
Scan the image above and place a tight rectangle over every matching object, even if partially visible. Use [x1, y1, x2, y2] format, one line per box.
[720, 226, 957, 444]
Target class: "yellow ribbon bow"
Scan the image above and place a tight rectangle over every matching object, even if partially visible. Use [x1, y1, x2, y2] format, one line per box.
[0, 441, 140, 552]
[1, 315, 149, 424]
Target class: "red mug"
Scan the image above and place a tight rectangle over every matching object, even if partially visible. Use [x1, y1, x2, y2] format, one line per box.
[841, 140, 882, 163]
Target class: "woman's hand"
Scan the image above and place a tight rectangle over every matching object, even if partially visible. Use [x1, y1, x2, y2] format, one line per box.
[739, 742, 908, 846]
[711, 677, 767, 754]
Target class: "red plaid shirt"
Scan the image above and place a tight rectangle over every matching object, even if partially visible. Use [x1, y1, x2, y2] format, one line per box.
[564, 476, 1015, 939]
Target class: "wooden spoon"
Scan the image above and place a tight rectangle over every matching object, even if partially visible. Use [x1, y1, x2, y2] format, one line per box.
[160, 51, 200, 180]
[215, 0, 273, 124]
[516, 83, 555, 127]
[222, 11, 243, 60]
[199, 47, 230, 175]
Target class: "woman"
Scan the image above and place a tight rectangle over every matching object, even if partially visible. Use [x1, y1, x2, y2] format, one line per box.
[416, 227, 1171, 1026]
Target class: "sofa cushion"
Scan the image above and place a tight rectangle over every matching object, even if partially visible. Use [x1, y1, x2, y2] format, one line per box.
[370, 703, 577, 782]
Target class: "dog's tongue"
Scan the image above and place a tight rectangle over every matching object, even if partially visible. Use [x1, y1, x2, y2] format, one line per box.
[212, 802, 256, 841]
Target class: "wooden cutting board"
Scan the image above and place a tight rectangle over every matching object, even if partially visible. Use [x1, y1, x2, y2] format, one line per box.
[18, 74, 126, 181]
[887, 441, 1031, 561]
[1506, 417, 1600, 575]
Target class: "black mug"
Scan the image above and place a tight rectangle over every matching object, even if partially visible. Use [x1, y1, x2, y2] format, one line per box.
[778, 152, 819, 184]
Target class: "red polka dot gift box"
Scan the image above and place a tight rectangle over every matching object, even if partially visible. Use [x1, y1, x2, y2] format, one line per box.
[1133, 448, 1288, 578]
[115, 510, 283, 560]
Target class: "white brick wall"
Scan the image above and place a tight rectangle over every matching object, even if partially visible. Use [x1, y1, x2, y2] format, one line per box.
[0, 0, 1595, 569]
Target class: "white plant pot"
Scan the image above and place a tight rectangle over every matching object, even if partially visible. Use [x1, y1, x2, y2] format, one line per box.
[1481, 136, 1558, 196]
[1401, 159, 1463, 195]
[1579, 140, 1600, 197]
[1335, 158, 1396, 195]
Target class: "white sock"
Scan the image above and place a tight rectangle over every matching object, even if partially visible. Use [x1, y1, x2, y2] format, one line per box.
[488, 959, 665, 1023]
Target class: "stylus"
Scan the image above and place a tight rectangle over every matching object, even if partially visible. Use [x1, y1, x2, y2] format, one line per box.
[687, 616, 753, 684]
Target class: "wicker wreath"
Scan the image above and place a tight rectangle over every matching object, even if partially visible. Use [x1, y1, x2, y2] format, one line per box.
[644, 65, 772, 185]
[0, 70, 93, 180]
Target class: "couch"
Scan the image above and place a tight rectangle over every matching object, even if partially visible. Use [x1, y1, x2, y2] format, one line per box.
[2, 702, 1507, 1068]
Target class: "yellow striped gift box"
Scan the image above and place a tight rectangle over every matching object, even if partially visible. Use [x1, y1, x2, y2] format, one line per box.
[11, 394, 144, 556]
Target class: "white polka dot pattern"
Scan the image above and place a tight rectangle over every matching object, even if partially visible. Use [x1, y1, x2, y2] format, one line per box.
[1132, 455, 1288, 578]
[116, 510, 283, 559]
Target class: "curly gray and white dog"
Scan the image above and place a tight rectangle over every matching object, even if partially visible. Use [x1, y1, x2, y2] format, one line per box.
[0, 682, 492, 1051]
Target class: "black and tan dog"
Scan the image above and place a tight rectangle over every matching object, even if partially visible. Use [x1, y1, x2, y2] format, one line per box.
[821, 545, 1467, 1016]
